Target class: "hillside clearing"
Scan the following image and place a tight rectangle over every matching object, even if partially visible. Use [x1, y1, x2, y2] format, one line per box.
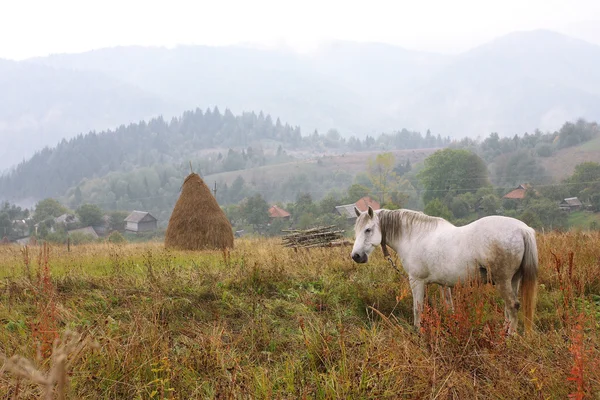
[204, 148, 438, 187]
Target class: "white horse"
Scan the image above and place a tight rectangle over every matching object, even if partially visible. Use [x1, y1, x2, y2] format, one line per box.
[351, 207, 538, 334]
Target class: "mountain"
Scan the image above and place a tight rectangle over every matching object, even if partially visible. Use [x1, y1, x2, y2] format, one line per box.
[0, 60, 170, 172]
[398, 30, 600, 136]
[29, 43, 449, 138]
[0, 59, 169, 171]
[30, 46, 374, 135]
[3, 30, 600, 172]
[558, 20, 600, 47]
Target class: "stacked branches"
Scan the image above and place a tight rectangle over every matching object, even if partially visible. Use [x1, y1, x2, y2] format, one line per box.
[282, 226, 348, 248]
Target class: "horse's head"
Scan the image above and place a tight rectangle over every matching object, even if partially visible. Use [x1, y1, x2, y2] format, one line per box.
[351, 206, 382, 263]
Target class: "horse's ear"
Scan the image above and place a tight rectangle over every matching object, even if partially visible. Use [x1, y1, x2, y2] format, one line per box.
[368, 206, 374, 218]
[354, 207, 361, 217]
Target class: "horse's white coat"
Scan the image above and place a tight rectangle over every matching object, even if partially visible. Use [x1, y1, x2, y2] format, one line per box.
[351, 207, 538, 334]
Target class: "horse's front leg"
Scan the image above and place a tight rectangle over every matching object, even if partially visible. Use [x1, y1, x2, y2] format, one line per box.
[409, 277, 426, 329]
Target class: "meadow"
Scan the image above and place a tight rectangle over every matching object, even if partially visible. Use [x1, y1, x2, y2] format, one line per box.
[0, 232, 599, 399]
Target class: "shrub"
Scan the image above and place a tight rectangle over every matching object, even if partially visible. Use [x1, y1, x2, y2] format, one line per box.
[107, 230, 127, 243]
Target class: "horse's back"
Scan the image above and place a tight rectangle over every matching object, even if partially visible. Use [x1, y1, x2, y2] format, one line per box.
[468, 215, 535, 238]
[463, 215, 535, 267]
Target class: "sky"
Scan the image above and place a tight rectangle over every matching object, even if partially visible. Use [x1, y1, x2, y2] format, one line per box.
[1, 0, 600, 60]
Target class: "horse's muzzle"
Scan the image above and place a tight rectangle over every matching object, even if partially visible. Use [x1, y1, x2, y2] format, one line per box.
[351, 252, 368, 264]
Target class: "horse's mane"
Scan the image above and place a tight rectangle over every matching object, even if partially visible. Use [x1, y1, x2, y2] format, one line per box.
[378, 209, 450, 242]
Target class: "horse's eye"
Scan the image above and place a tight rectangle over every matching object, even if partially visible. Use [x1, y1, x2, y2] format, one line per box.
[365, 228, 371, 234]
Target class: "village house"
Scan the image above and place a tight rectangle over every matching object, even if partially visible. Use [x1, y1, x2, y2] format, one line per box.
[335, 196, 381, 220]
[124, 211, 158, 233]
[502, 184, 531, 201]
[54, 213, 79, 227]
[268, 205, 291, 221]
[559, 197, 583, 212]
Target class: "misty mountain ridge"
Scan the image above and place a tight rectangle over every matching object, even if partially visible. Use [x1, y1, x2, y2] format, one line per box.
[2, 29, 600, 171]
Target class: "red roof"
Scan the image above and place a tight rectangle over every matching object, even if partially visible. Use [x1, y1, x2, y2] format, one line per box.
[503, 184, 530, 200]
[269, 205, 290, 218]
[354, 196, 381, 212]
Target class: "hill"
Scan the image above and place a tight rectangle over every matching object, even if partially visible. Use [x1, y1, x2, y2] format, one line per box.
[0, 106, 446, 210]
[3, 30, 598, 171]
[539, 135, 600, 180]
[205, 148, 436, 189]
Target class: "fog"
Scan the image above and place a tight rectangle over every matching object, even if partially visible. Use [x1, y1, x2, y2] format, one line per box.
[0, 1, 600, 171]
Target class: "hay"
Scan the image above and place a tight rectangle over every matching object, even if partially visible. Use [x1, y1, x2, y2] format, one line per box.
[165, 173, 234, 250]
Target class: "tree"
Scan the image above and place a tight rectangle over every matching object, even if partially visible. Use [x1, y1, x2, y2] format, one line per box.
[418, 149, 490, 204]
[424, 198, 452, 220]
[76, 204, 104, 227]
[240, 194, 270, 233]
[450, 197, 470, 219]
[521, 198, 567, 230]
[566, 162, 600, 200]
[73, 186, 83, 207]
[1, 201, 26, 220]
[318, 193, 340, 215]
[494, 150, 547, 187]
[108, 210, 129, 231]
[342, 184, 369, 204]
[0, 212, 12, 238]
[590, 193, 600, 212]
[480, 194, 501, 216]
[33, 198, 68, 223]
[368, 153, 397, 205]
[294, 193, 316, 216]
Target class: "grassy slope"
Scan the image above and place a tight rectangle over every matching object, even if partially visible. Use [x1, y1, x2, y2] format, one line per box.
[204, 148, 438, 186]
[568, 210, 600, 230]
[539, 136, 600, 180]
[0, 233, 599, 398]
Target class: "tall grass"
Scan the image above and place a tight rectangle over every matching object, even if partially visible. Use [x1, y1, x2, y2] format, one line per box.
[0, 232, 598, 398]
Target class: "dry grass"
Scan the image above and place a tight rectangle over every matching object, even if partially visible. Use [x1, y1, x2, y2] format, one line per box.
[0, 232, 598, 399]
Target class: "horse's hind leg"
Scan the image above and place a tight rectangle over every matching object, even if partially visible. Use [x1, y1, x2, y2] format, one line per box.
[498, 280, 520, 334]
[511, 270, 522, 297]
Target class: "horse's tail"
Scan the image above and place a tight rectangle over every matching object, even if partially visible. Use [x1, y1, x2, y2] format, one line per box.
[520, 227, 538, 333]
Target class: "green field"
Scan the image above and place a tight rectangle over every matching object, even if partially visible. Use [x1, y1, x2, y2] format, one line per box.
[568, 211, 600, 230]
[0, 234, 599, 398]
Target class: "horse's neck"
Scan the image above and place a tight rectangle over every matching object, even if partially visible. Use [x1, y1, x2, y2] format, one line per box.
[379, 209, 450, 255]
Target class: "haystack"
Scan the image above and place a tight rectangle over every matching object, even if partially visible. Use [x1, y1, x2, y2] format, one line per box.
[165, 173, 234, 250]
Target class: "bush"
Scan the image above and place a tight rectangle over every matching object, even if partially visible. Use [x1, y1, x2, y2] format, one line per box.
[69, 232, 97, 245]
[45, 231, 68, 244]
[107, 231, 127, 243]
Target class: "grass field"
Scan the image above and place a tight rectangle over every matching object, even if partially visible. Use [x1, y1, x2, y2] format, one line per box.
[568, 211, 600, 231]
[0, 233, 599, 399]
